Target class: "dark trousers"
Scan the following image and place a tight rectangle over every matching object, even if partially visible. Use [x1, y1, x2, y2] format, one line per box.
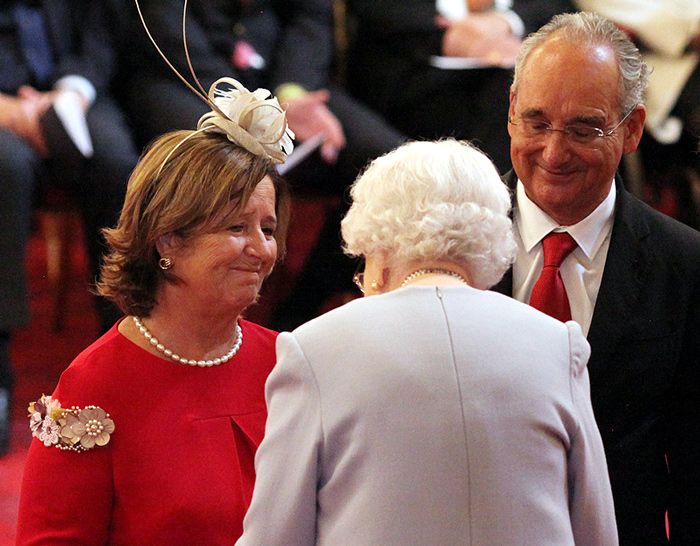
[0, 96, 138, 336]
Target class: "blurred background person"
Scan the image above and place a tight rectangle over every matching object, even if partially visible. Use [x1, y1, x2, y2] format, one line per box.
[108, 0, 405, 331]
[237, 139, 617, 546]
[345, 0, 576, 174]
[16, 79, 293, 544]
[494, 12, 700, 544]
[575, 0, 700, 229]
[0, 0, 138, 456]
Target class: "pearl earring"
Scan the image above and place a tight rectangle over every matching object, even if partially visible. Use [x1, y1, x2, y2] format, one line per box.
[158, 257, 173, 270]
[370, 280, 379, 291]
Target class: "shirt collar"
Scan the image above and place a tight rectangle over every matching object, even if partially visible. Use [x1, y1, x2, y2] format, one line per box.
[515, 180, 616, 260]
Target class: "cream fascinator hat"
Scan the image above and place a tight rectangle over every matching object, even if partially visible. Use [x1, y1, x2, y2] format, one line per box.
[198, 78, 294, 163]
[134, 0, 294, 165]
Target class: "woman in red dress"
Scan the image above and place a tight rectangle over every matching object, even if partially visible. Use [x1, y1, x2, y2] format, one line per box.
[16, 77, 293, 545]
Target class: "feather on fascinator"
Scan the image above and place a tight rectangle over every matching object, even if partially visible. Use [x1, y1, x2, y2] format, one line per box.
[134, 0, 294, 164]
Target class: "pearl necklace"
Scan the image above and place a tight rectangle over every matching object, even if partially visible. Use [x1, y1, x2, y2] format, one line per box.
[132, 316, 243, 367]
[400, 268, 468, 288]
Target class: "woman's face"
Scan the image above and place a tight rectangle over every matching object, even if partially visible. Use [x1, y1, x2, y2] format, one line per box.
[165, 177, 278, 316]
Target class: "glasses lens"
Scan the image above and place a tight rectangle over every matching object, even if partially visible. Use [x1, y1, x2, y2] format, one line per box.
[566, 125, 602, 144]
[520, 119, 550, 137]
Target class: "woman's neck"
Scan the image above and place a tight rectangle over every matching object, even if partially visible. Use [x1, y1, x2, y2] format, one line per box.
[120, 295, 242, 363]
[400, 268, 470, 288]
[389, 261, 471, 291]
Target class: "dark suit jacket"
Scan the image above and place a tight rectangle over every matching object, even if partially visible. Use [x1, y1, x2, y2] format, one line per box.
[344, 0, 576, 173]
[123, 0, 334, 95]
[347, 0, 575, 65]
[494, 171, 700, 545]
[0, 0, 117, 94]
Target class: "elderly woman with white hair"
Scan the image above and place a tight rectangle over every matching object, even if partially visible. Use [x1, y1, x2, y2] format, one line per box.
[237, 139, 617, 546]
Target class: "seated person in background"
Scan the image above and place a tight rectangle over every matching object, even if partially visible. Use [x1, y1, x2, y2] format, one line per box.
[575, 0, 700, 228]
[346, 0, 577, 174]
[236, 139, 617, 546]
[112, 0, 405, 330]
[0, 0, 138, 456]
[17, 77, 294, 545]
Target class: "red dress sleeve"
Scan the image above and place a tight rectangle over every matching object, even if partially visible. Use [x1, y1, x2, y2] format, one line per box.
[17, 436, 114, 545]
[16, 363, 115, 545]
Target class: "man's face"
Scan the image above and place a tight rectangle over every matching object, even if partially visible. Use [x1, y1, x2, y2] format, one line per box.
[508, 35, 645, 225]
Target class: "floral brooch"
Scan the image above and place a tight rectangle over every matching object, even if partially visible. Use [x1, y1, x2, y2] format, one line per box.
[28, 395, 115, 452]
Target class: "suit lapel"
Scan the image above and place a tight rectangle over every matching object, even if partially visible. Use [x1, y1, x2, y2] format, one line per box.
[586, 178, 652, 375]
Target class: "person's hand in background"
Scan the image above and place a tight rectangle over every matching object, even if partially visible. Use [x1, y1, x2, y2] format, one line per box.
[437, 12, 522, 65]
[0, 88, 53, 157]
[283, 89, 346, 164]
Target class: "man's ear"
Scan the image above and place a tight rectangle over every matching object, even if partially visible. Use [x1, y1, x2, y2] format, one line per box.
[508, 88, 516, 109]
[622, 104, 646, 155]
[507, 89, 517, 138]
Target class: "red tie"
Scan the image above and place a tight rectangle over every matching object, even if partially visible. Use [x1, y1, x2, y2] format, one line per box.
[529, 232, 577, 322]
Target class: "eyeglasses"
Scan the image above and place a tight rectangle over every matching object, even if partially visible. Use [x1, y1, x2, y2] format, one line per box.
[508, 106, 636, 145]
[352, 261, 365, 294]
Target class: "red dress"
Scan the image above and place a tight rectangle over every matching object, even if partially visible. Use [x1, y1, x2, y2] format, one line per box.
[16, 319, 277, 546]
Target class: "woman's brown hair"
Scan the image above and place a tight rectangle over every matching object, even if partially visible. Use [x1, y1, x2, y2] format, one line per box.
[97, 130, 290, 317]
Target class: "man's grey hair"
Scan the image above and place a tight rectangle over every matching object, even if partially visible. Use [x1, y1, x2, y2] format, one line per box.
[512, 11, 649, 114]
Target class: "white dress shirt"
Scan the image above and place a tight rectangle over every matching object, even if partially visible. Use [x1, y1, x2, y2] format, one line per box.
[512, 180, 616, 335]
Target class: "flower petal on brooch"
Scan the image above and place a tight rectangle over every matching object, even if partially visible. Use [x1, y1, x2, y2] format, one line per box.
[27, 395, 115, 452]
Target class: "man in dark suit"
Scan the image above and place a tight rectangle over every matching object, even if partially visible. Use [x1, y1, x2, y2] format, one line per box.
[493, 12, 700, 545]
[116, 0, 404, 329]
[0, 0, 138, 455]
[346, 0, 576, 174]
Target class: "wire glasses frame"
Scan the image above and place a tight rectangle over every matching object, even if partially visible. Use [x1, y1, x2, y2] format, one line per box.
[508, 105, 637, 145]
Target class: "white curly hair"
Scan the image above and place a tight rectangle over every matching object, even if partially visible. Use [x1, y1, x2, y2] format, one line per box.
[341, 139, 516, 289]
